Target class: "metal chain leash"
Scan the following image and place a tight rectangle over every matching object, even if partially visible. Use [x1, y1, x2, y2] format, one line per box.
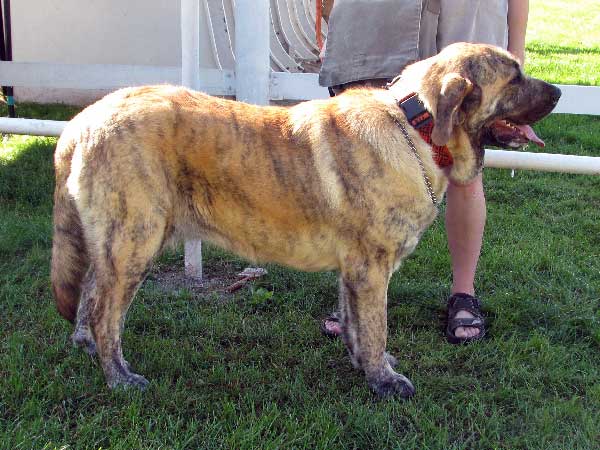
[389, 114, 439, 206]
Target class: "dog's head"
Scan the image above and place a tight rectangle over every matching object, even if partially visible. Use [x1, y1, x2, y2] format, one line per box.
[390, 42, 561, 183]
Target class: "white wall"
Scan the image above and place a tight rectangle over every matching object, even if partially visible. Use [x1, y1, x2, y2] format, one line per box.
[12, 0, 217, 104]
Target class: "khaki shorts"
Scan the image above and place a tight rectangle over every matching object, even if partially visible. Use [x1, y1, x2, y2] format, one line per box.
[420, 0, 508, 60]
[320, 0, 509, 88]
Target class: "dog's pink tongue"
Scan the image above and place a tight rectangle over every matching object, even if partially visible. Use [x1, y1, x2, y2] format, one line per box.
[516, 124, 545, 147]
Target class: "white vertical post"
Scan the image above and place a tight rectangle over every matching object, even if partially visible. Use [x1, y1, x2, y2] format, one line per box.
[234, 0, 271, 105]
[181, 0, 201, 90]
[184, 240, 203, 280]
[181, 0, 203, 279]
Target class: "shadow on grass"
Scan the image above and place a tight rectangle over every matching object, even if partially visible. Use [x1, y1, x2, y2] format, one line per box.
[1, 102, 81, 121]
[0, 102, 82, 210]
[527, 42, 600, 56]
[0, 136, 56, 209]
[0, 136, 57, 258]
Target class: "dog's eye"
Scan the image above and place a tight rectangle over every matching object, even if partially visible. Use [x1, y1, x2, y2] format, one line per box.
[509, 73, 523, 85]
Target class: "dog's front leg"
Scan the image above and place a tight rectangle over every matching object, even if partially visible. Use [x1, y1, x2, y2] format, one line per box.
[338, 256, 415, 399]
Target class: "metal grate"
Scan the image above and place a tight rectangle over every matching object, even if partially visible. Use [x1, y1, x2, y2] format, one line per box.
[204, 0, 325, 73]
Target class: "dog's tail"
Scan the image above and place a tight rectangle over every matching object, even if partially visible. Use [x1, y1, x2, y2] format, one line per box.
[51, 147, 89, 323]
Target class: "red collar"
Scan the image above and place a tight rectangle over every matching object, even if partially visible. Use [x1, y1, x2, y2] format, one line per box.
[397, 93, 453, 168]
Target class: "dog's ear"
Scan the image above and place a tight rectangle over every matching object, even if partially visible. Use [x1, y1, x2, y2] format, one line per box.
[431, 73, 473, 146]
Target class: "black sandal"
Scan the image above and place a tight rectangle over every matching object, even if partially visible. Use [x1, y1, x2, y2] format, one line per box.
[320, 311, 342, 339]
[446, 293, 486, 344]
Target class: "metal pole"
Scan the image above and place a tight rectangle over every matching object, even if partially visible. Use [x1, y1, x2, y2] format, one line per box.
[0, 117, 65, 136]
[485, 149, 600, 175]
[181, 0, 200, 91]
[234, 0, 270, 105]
[0, 118, 599, 175]
[1, 0, 15, 117]
[181, 0, 203, 280]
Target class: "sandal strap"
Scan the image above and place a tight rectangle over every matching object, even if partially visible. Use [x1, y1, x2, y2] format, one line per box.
[448, 317, 484, 333]
[449, 317, 484, 327]
[447, 293, 483, 318]
[326, 311, 341, 323]
[446, 293, 486, 343]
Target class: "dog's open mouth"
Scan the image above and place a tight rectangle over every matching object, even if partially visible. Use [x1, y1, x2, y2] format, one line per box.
[482, 120, 545, 149]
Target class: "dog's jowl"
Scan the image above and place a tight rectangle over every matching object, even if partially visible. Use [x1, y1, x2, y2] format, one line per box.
[51, 43, 560, 397]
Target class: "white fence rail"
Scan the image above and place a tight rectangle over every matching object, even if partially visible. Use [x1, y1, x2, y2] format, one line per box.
[3, 117, 597, 176]
[0, 62, 235, 96]
[0, 117, 65, 136]
[551, 85, 600, 116]
[485, 150, 600, 175]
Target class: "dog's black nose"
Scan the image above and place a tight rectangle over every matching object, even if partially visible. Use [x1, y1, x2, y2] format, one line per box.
[550, 84, 562, 105]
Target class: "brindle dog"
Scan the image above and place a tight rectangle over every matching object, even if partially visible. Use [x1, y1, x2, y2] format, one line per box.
[51, 43, 560, 397]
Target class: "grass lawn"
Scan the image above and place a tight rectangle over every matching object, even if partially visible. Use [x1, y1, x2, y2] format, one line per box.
[1, 1, 599, 448]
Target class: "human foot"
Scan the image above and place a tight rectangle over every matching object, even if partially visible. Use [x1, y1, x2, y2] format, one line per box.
[320, 312, 342, 338]
[446, 293, 486, 344]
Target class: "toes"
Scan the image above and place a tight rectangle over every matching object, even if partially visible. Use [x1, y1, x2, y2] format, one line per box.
[104, 356, 150, 391]
[369, 372, 415, 399]
[454, 326, 481, 339]
[124, 373, 150, 390]
[324, 319, 342, 336]
[108, 372, 150, 390]
[452, 309, 481, 339]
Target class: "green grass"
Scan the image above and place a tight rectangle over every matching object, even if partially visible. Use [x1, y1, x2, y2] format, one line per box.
[1, 1, 600, 448]
[526, 0, 600, 85]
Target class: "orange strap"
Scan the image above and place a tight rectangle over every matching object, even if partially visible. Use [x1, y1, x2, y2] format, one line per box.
[316, 1, 324, 50]
[416, 122, 454, 168]
[398, 93, 454, 168]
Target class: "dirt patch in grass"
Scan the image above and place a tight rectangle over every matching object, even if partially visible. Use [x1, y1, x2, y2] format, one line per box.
[146, 261, 264, 300]
[147, 269, 234, 297]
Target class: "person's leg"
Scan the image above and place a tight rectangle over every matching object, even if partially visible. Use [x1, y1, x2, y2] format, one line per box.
[445, 173, 486, 339]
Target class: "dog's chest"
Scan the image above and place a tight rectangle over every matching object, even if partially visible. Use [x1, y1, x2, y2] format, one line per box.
[380, 202, 439, 269]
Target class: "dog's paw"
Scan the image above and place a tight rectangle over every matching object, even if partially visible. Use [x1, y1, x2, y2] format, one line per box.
[104, 357, 150, 391]
[107, 371, 150, 391]
[71, 327, 97, 356]
[368, 371, 415, 399]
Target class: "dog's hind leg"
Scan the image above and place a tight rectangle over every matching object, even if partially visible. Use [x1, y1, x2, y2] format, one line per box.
[71, 267, 98, 355]
[89, 214, 167, 390]
[338, 253, 415, 399]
